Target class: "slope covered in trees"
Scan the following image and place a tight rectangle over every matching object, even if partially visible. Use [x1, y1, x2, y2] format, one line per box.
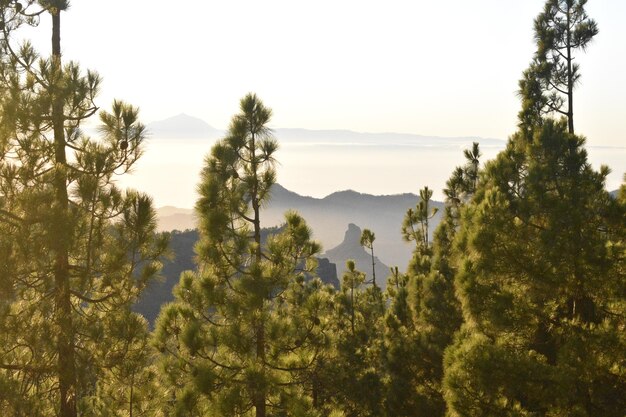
[134, 228, 339, 326]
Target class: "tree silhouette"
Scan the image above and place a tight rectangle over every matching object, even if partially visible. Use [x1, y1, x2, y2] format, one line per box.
[518, 0, 598, 134]
[360, 228, 378, 287]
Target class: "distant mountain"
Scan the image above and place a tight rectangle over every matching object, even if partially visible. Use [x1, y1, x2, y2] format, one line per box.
[324, 223, 390, 289]
[146, 113, 223, 139]
[156, 205, 193, 217]
[261, 185, 443, 268]
[157, 207, 195, 231]
[134, 229, 198, 325]
[273, 128, 504, 148]
[156, 184, 444, 269]
[146, 113, 505, 148]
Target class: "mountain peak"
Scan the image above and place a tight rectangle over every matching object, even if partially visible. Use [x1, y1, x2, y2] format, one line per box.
[147, 114, 222, 139]
[344, 223, 362, 243]
[324, 223, 390, 288]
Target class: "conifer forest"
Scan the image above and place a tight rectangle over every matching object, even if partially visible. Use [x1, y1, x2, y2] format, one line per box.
[0, 1, 625, 416]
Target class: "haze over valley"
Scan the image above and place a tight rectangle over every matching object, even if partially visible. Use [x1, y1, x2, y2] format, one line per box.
[119, 113, 625, 210]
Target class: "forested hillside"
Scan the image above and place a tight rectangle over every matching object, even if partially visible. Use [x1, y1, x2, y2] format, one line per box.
[0, 1, 624, 417]
[134, 228, 340, 325]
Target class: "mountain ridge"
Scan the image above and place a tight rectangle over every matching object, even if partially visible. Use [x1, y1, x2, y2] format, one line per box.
[156, 183, 443, 268]
[145, 114, 505, 146]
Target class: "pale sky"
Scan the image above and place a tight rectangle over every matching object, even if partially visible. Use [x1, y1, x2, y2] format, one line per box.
[21, 0, 626, 147]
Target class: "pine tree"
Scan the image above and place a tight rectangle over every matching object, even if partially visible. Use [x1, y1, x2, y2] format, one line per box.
[321, 260, 384, 417]
[380, 186, 441, 416]
[359, 229, 377, 288]
[382, 277, 421, 417]
[462, 142, 481, 192]
[381, 144, 482, 417]
[154, 94, 330, 417]
[402, 187, 438, 250]
[0, 3, 167, 416]
[518, 0, 598, 134]
[443, 120, 626, 416]
[402, 147, 482, 416]
[401, 186, 438, 316]
[444, 5, 623, 410]
[81, 312, 169, 417]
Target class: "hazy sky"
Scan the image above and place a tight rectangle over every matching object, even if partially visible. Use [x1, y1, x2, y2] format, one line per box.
[22, 0, 626, 147]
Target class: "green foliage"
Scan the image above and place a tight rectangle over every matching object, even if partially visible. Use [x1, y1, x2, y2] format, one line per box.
[359, 229, 375, 250]
[0, 3, 167, 416]
[80, 312, 169, 417]
[382, 144, 482, 417]
[0, 2, 622, 416]
[444, 120, 626, 416]
[155, 94, 333, 416]
[402, 186, 438, 249]
[463, 143, 481, 191]
[518, 0, 598, 134]
[315, 261, 385, 416]
[359, 229, 378, 287]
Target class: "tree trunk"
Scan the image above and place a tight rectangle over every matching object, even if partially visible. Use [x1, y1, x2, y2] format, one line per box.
[351, 285, 355, 335]
[250, 130, 266, 417]
[566, 5, 574, 134]
[129, 372, 135, 417]
[370, 246, 376, 288]
[51, 9, 77, 417]
[255, 323, 266, 417]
